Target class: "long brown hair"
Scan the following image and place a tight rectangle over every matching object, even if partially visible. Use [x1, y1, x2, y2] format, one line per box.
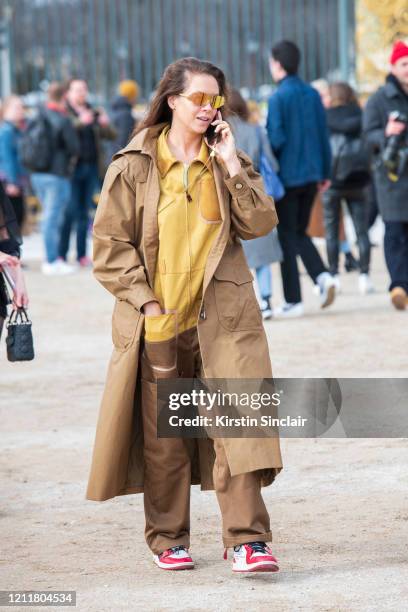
[133, 57, 228, 135]
[329, 82, 358, 107]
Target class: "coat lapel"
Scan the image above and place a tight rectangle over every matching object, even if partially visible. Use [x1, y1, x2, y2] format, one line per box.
[115, 124, 166, 288]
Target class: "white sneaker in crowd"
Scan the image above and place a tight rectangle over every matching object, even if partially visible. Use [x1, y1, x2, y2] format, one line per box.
[316, 272, 336, 309]
[332, 274, 341, 293]
[260, 297, 273, 320]
[274, 302, 304, 318]
[41, 261, 75, 276]
[358, 273, 375, 295]
[314, 275, 341, 295]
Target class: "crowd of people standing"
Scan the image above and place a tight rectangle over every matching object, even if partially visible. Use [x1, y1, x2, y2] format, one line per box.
[1, 39, 407, 315]
[0, 78, 139, 276]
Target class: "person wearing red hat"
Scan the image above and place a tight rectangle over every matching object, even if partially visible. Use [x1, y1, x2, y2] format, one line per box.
[363, 40, 408, 310]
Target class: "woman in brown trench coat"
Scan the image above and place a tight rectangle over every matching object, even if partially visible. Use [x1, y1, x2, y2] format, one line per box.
[86, 58, 283, 573]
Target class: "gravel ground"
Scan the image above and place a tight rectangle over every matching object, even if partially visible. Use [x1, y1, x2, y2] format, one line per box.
[1, 234, 407, 612]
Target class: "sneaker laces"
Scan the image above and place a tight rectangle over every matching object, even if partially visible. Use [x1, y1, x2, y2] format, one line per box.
[169, 545, 187, 554]
[247, 541, 269, 554]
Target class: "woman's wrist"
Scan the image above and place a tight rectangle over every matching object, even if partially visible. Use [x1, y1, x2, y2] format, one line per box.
[224, 154, 241, 177]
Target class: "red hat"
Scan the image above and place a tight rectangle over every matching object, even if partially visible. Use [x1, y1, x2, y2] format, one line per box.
[390, 40, 408, 65]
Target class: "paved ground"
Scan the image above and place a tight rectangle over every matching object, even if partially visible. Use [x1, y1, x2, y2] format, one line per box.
[1, 233, 407, 612]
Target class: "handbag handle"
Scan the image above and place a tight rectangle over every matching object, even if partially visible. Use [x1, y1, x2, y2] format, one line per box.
[7, 306, 30, 326]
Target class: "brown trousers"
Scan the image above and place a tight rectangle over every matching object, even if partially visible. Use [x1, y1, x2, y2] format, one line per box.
[140, 325, 272, 555]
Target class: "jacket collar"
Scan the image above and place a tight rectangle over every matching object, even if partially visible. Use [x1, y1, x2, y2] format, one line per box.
[113, 122, 167, 163]
[114, 122, 214, 176]
[156, 124, 213, 178]
[384, 74, 408, 99]
[278, 74, 301, 87]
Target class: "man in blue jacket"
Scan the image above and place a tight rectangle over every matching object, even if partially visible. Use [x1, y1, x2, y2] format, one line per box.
[267, 40, 335, 317]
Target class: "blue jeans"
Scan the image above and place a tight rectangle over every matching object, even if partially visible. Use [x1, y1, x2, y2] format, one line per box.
[255, 265, 272, 299]
[59, 162, 98, 261]
[31, 173, 71, 263]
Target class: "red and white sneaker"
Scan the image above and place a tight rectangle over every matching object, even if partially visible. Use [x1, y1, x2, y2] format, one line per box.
[230, 542, 279, 573]
[153, 545, 194, 570]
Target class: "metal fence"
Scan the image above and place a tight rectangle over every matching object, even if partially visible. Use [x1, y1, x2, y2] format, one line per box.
[1, 0, 355, 101]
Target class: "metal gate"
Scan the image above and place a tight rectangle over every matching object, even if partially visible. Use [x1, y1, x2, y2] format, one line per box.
[1, 0, 355, 101]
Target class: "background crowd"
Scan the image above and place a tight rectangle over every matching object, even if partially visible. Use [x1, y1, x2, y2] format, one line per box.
[1, 37, 408, 332]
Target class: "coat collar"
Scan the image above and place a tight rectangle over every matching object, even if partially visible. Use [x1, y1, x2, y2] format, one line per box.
[113, 122, 168, 163]
[114, 122, 213, 176]
[156, 124, 213, 178]
[384, 74, 407, 99]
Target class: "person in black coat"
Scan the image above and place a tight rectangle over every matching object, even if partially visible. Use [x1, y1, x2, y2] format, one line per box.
[323, 82, 373, 295]
[107, 80, 138, 160]
[0, 182, 28, 339]
[363, 40, 408, 310]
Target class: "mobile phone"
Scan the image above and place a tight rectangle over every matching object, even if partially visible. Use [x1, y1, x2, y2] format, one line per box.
[205, 112, 222, 147]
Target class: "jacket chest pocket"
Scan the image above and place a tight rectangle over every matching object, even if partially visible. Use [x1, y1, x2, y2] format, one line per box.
[213, 265, 263, 332]
[112, 299, 141, 351]
[196, 175, 222, 223]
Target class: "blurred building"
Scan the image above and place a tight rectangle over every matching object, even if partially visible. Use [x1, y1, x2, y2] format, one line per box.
[1, 0, 356, 101]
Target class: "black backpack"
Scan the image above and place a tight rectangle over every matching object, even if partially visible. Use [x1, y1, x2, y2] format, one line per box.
[330, 133, 371, 189]
[19, 109, 55, 172]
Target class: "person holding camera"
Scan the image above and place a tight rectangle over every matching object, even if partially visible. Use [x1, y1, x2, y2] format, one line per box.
[363, 40, 408, 310]
[59, 79, 116, 267]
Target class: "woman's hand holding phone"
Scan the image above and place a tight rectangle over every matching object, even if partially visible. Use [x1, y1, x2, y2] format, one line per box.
[205, 111, 241, 177]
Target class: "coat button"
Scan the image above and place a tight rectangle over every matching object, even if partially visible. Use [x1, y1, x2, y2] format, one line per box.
[199, 306, 206, 320]
[235, 182, 243, 189]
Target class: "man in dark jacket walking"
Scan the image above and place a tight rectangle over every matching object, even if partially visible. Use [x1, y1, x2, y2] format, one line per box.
[30, 82, 79, 275]
[267, 40, 335, 317]
[107, 79, 138, 159]
[363, 40, 408, 311]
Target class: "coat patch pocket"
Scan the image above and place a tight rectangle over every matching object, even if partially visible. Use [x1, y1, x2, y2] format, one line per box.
[213, 265, 263, 332]
[197, 175, 222, 223]
[111, 299, 141, 351]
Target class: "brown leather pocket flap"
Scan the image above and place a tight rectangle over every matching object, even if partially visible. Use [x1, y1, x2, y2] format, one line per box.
[213, 264, 254, 285]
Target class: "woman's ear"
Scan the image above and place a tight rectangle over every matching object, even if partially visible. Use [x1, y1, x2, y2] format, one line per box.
[167, 95, 177, 111]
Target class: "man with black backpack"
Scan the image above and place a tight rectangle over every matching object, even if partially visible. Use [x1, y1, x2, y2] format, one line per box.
[25, 82, 79, 275]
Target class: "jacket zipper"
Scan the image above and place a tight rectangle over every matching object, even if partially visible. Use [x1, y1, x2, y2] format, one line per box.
[183, 163, 192, 201]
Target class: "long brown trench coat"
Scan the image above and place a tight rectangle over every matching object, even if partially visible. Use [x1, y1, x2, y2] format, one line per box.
[86, 122, 283, 502]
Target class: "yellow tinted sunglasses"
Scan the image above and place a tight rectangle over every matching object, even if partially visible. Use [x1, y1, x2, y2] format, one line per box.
[179, 91, 225, 109]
